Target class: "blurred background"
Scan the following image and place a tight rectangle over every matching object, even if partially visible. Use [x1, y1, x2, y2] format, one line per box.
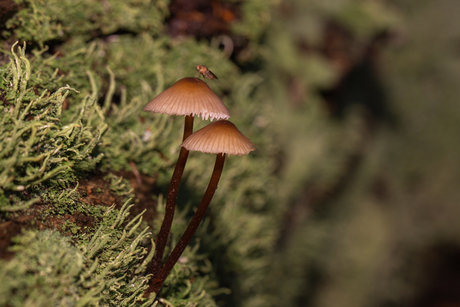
[259, 1, 460, 307]
[1, 0, 460, 306]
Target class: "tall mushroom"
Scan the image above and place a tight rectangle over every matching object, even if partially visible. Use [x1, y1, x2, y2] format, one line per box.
[149, 119, 255, 293]
[143, 77, 230, 284]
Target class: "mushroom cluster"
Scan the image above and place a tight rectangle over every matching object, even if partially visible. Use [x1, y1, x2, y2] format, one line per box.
[143, 70, 255, 295]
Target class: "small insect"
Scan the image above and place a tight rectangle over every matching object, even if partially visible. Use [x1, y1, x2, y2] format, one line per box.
[196, 65, 218, 80]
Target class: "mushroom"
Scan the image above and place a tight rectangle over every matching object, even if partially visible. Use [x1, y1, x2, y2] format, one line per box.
[149, 120, 255, 293]
[143, 77, 228, 120]
[143, 77, 230, 281]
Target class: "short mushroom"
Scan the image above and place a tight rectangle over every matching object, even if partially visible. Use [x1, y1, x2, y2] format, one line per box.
[150, 120, 255, 293]
[143, 77, 230, 284]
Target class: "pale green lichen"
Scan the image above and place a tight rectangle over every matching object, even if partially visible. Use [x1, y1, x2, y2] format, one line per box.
[104, 173, 134, 197]
[0, 43, 107, 210]
[0, 197, 224, 306]
[40, 182, 81, 215]
[0, 200, 156, 307]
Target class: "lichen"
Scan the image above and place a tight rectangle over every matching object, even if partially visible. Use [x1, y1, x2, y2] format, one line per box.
[0, 200, 156, 307]
[0, 42, 107, 210]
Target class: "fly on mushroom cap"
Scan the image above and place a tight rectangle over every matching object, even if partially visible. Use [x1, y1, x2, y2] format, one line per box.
[180, 120, 255, 156]
[143, 77, 229, 121]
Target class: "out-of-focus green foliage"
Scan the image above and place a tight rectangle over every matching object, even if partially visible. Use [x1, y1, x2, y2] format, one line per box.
[250, 1, 460, 307]
[0, 230, 87, 306]
[5, 0, 168, 47]
[232, 0, 278, 40]
[253, 0, 400, 224]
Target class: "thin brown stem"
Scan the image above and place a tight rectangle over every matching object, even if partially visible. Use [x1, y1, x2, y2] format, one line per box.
[150, 153, 226, 294]
[147, 115, 194, 291]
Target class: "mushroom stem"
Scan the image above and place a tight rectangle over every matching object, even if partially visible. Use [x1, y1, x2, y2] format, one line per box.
[149, 115, 194, 283]
[150, 153, 226, 294]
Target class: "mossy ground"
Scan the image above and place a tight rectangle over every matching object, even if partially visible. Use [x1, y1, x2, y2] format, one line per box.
[0, 0, 277, 305]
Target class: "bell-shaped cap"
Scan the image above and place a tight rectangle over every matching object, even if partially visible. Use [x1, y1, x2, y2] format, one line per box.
[143, 77, 230, 121]
[180, 120, 255, 156]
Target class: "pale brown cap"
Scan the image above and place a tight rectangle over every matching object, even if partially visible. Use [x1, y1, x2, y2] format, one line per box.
[143, 77, 230, 121]
[180, 120, 256, 156]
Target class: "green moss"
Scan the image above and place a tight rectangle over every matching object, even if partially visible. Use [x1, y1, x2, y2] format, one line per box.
[0, 35, 229, 303]
[0, 201, 155, 306]
[0, 230, 84, 306]
[0, 198, 225, 306]
[6, 0, 169, 48]
[39, 183, 81, 215]
[0, 0, 287, 305]
[0, 43, 107, 210]
[104, 173, 134, 197]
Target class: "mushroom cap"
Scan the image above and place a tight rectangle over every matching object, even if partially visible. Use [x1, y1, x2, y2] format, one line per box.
[180, 120, 256, 156]
[143, 77, 230, 121]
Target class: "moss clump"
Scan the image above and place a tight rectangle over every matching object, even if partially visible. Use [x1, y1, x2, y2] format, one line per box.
[0, 200, 156, 307]
[0, 43, 107, 210]
[0, 198, 223, 306]
[0, 0, 284, 305]
[5, 0, 169, 48]
[0, 230, 85, 306]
